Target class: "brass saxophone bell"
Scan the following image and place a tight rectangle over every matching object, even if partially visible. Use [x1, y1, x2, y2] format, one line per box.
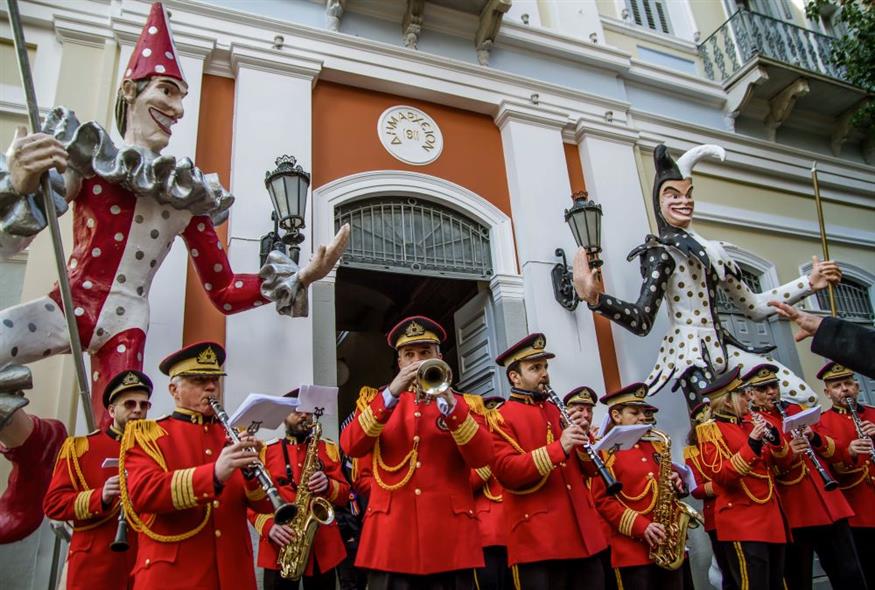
[416, 359, 452, 397]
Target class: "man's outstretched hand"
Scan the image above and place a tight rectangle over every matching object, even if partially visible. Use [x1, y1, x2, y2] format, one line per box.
[768, 301, 823, 342]
[298, 223, 350, 287]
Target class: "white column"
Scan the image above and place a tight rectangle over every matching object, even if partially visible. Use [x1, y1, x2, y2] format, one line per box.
[496, 101, 605, 395]
[223, 44, 322, 418]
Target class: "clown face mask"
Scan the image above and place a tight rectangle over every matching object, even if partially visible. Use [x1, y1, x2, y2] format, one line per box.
[658, 178, 694, 229]
[123, 76, 188, 153]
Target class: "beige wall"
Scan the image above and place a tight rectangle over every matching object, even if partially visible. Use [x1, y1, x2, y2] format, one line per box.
[689, 0, 732, 39]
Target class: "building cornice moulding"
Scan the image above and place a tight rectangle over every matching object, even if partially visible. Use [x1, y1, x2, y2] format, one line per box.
[53, 14, 113, 48]
[229, 43, 323, 82]
[494, 100, 571, 131]
[600, 16, 697, 55]
[574, 115, 640, 145]
[111, 14, 215, 58]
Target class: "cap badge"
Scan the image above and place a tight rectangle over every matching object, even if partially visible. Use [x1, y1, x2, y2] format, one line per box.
[405, 321, 426, 338]
[533, 335, 546, 350]
[197, 346, 218, 366]
[122, 372, 141, 386]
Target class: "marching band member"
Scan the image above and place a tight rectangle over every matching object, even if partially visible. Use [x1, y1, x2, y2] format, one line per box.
[741, 363, 864, 590]
[590, 383, 686, 590]
[249, 390, 349, 590]
[470, 395, 511, 590]
[120, 342, 274, 589]
[491, 334, 609, 589]
[43, 370, 152, 589]
[340, 316, 494, 590]
[813, 361, 875, 589]
[694, 367, 794, 590]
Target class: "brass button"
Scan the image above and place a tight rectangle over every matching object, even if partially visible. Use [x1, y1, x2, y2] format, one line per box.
[560, 462, 566, 468]
[145, 558, 151, 567]
[205, 449, 213, 456]
[641, 457, 648, 462]
[202, 493, 209, 498]
[414, 411, 421, 418]
[415, 461, 422, 468]
[215, 529, 222, 537]
[524, 513, 529, 518]
[414, 488, 422, 495]
[727, 502, 733, 508]
[566, 484, 572, 490]
[212, 500, 220, 508]
[413, 435, 421, 443]
[634, 444, 640, 449]
[203, 426, 208, 432]
[648, 472, 654, 477]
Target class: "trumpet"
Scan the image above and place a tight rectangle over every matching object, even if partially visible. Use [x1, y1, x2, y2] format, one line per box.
[845, 397, 875, 463]
[774, 401, 837, 492]
[544, 385, 622, 495]
[415, 359, 452, 398]
[207, 397, 297, 525]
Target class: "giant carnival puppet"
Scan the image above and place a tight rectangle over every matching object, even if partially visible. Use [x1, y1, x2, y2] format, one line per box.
[572, 144, 841, 407]
[0, 3, 348, 542]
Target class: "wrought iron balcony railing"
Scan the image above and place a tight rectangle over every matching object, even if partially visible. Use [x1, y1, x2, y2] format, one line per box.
[698, 9, 847, 84]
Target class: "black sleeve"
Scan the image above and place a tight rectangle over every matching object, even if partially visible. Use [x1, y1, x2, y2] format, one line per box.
[811, 317, 875, 379]
[588, 247, 675, 336]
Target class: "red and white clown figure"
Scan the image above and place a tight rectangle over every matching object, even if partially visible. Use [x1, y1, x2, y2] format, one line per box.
[572, 144, 841, 409]
[0, 3, 348, 543]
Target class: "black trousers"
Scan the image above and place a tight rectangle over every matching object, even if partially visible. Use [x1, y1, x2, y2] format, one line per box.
[784, 519, 867, 590]
[475, 546, 512, 590]
[715, 540, 785, 590]
[853, 527, 875, 590]
[367, 569, 475, 590]
[707, 530, 732, 590]
[337, 531, 367, 590]
[512, 552, 607, 590]
[263, 567, 337, 590]
[613, 562, 685, 590]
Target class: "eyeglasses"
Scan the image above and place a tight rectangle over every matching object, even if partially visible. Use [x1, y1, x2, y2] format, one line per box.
[119, 400, 152, 411]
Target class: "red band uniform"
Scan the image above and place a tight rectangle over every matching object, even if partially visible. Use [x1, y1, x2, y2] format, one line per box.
[339, 316, 494, 588]
[490, 334, 609, 590]
[248, 396, 349, 587]
[43, 370, 153, 589]
[812, 361, 875, 589]
[741, 363, 864, 590]
[694, 367, 795, 590]
[120, 342, 274, 589]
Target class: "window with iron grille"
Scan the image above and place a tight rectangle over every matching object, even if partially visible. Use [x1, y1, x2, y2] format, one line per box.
[717, 265, 764, 313]
[334, 197, 493, 279]
[626, 0, 672, 34]
[815, 278, 875, 323]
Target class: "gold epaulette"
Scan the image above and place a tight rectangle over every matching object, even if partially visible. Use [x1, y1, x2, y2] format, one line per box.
[683, 445, 700, 461]
[324, 438, 340, 463]
[355, 386, 381, 413]
[463, 393, 504, 432]
[57, 435, 91, 490]
[695, 419, 722, 446]
[121, 419, 168, 471]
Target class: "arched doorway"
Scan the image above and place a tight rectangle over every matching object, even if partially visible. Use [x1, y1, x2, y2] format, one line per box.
[311, 171, 525, 428]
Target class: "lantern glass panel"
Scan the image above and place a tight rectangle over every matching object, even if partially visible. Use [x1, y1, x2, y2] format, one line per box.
[583, 206, 602, 251]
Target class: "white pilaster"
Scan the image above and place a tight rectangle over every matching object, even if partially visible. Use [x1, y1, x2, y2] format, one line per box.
[223, 44, 322, 416]
[496, 101, 605, 395]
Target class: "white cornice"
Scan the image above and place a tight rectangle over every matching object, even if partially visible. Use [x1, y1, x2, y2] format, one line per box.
[53, 14, 113, 48]
[574, 115, 640, 145]
[0, 98, 50, 119]
[601, 16, 697, 55]
[626, 59, 725, 107]
[695, 201, 875, 249]
[229, 43, 323, 82]
[494, 100, 571, 131]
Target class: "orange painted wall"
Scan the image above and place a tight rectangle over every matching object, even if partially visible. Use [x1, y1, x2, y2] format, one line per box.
[183, 74, 234, 346]
[312, 82, 512, 218]
[563, 142, 621, 393]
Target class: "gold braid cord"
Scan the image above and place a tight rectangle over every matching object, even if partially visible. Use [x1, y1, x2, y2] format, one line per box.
[696, 420, 775, 504]
[119, 420, 212, 542]
[56, 436, 90, 492]
[373, 437, 420, 492]
[494, 424, 555, 495]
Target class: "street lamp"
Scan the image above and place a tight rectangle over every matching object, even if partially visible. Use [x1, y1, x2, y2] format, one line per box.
[260, 155, 311, 266]
[552, 191, 604, 311]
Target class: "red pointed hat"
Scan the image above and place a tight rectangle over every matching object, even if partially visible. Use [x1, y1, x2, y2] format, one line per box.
[124, 3, 186, 84]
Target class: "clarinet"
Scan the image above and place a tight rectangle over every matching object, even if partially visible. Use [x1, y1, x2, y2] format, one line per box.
[775, 401, 838, 492]
[208, 397, 298, 525]
[845, 397, 875, 464]
[110, 506, 129, 552]
[544, 385, 622, 495]
[751, 412, 780, 445]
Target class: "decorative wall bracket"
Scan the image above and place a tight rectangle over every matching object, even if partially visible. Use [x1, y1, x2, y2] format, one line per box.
[403, 0, 425, 49]
[475, 0, 511, 66]
[551, 248, 580, 312]
[764, 77, 809, 141]
[325, 0, 347, 32]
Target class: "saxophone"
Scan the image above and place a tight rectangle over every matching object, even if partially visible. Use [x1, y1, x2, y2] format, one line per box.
[278, 420, 336, 580]
[647, 429, 704, 571]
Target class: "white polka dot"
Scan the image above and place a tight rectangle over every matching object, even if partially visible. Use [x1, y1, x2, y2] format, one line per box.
[217, 242, 223, 250]
[86, 218, 95, 228]
[74, 307, 85, 317]
[92, 370, 99, 381]
[254, 300, 263, 307]
[649, 285, 657, 292]
[137, 352, 143, 362]
[117, 344, 127, 353]
[114, 233, 124, 242]
[213, 264, 223, 272]
[197, 223, 205, 232]
[191, 249, 199, 257]
[69, 258, 78, 269]
[651, 271, 660, 279]
[155, 64, 166, 74]
[82, 281, 93, 290]
[142, 48, 152, 57]
[92, 247, 102, 257]
[148, 26, 158, 35]
[205, 283, 213, 291]
[92, 184, 102, 195]
[234, 280, 243, 288]
[125, 68, 132, 77]
[164, 51, 174, 59]
[223, 304, 232, 311]
[110, 205, 121, 215]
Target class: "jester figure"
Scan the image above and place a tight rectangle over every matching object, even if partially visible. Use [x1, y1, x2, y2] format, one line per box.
[572, 143, 841, 407]
[0, 3, 348, 542]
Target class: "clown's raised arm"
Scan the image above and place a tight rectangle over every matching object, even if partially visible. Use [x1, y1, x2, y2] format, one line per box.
[0, 2, 346, 544]
[572, 143, 841, 404]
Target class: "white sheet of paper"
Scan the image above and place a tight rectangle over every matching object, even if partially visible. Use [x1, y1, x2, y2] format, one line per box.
[101, 458, 119, 469]
[596, 413, 613, 440]
[593, 424, 651, 453]
[782, 406, 821, 433]
[673, 461, 698, 493]
[297, 384, 339, 416]
[228, 393, 299, 430]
